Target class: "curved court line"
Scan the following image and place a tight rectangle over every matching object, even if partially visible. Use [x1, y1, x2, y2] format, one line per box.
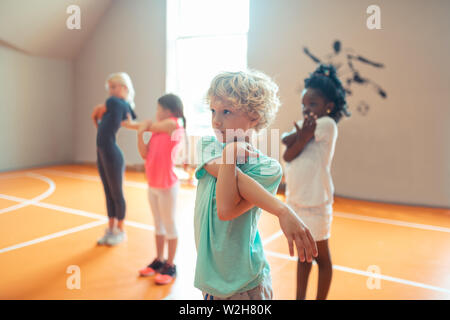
[0, 173, 55, 215]
[264, 250, 450, 295]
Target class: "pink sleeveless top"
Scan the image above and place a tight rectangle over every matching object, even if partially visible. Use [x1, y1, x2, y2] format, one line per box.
[145, 117, 183, 189]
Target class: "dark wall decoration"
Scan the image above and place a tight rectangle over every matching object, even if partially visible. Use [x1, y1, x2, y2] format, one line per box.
[303, 40, 387, 115]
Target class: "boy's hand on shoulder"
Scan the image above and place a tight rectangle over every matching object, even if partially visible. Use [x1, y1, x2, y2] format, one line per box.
[278, 206, 318, 262]
[223, 139, 259, 164]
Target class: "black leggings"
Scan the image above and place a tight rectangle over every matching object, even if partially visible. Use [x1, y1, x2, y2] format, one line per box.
[97, 145, 126, 221]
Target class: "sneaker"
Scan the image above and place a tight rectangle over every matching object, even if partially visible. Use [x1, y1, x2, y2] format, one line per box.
[97, 228, 113, 245]
[139, 258, 165, 277]
[105, 227, 127, 246]
[155, 263, 177, 285]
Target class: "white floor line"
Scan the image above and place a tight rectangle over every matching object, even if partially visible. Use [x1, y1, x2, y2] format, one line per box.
[0, 173, 55, 215]
[0, 220, 106, 254]
[0, 186, 156, 254]
[41, 169, 450, 233]
[0, 193, 155, 232]
[260, 212, 450, 247]
[2, 170, 449, 296]
[333, 211, 450, 233]
[264, 250, 450, 295]
[262, 230, 284, 246]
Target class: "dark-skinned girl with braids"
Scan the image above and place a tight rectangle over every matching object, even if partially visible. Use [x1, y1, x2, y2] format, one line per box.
[281, 64, 351, 300]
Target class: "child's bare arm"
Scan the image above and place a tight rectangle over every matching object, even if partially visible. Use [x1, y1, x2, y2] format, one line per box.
[122, 117, 177, 136]
[215, 142, 260, 220]
[91, 104, 106, 128]
[281, 131, 297, 148]
[283, 136, 310, 162]
[283, 117, 316, 162]
[121, 113, 142, 130]
[147, 118, 178, 135]
[204, 144, 318, 262]
[122, 121, 141, 130]
[136, 121, 151, 159]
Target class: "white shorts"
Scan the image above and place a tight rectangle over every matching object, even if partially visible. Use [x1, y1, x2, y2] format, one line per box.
[288, 202, 333, 242]
[147, 182, 179, 239]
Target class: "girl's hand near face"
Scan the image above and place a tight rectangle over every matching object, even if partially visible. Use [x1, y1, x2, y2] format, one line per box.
[299, 113, 317, 142]
[283, 114, 317, 163]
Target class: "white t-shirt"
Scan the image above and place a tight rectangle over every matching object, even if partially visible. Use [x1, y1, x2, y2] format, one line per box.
[284, 116, 338, 208]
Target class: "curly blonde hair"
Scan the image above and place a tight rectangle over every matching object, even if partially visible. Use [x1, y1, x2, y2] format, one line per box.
[206, 70, 281, 132]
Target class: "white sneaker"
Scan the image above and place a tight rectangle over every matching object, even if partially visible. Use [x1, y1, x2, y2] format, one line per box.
[97, 228, 113, 245]
[106, 227, 127, 246]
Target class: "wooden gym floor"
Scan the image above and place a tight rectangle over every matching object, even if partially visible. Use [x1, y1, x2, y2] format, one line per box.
[0, 165, 449, 300]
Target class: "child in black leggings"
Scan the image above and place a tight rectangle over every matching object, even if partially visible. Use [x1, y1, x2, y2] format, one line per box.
[91, 72, 137, 246]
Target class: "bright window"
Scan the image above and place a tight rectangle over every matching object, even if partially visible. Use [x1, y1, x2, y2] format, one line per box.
[166, 0, 249, 136]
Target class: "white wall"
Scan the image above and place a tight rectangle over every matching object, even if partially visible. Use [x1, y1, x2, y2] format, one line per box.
[248, 0, 450, 207]
[73, 0, 166, 165]
[0, 45, 73, 171]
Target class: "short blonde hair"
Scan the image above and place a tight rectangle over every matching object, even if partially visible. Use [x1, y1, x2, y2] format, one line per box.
[206, 70, 281, 132]
[105, 72, 136, 109]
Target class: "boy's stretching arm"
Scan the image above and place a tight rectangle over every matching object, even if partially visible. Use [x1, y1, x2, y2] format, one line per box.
[209, 143, 318, 262]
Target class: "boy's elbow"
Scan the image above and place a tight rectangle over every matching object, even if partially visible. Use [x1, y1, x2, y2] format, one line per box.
[217, 207, 233, 221]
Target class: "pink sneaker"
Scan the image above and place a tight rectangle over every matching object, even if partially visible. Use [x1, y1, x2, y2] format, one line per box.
[155, 263, 177, 285]
[139, 259, 165, 277]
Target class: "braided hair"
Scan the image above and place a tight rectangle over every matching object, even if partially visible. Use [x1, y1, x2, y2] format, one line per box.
[304, 64, 351, 123]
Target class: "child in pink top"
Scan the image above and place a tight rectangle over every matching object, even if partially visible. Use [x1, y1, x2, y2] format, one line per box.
[145, 114, 183, 189]
[122, 93, 187, 285]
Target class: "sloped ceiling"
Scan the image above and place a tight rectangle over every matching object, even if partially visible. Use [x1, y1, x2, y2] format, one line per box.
[0, 0, 113, 59]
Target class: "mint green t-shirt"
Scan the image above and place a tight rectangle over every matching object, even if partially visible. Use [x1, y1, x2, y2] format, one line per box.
[193, 136, 283, 298]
